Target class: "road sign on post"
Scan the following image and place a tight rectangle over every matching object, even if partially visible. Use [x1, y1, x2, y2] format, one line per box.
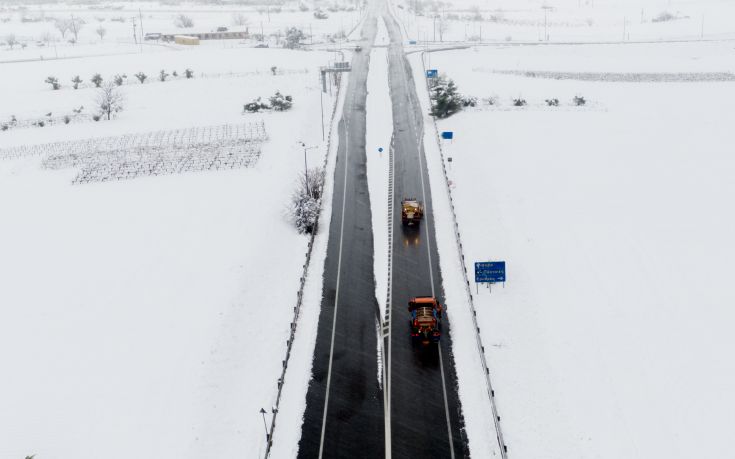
[441, 131, 454, 140]
[475, 261, 506, 283]
[426, 69, 438, 78]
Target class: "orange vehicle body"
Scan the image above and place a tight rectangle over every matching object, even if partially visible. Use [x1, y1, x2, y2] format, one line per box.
[401, 198, 424, 226]
[408, 296, 443, 345]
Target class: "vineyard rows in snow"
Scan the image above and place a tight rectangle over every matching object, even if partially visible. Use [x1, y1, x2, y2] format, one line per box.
[1, 121, 268, 184]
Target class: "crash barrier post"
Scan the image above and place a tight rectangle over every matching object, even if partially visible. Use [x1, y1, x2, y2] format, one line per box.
[419, 51, 509, 458]
[264, 75, 344, 458]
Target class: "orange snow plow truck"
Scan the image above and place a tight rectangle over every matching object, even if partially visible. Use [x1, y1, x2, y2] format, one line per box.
[408, 296, 443, 345]
[401, 198, 424, 226]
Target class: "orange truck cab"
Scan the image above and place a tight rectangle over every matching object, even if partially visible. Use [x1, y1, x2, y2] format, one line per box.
[408, 296, 443, 345]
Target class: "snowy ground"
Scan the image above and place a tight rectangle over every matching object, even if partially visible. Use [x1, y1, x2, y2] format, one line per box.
[392, 0, 735, 43]
[411, 40, 735, 458]
[365, 15, 392, 317]
[0, 13, 346, 458]
[0, 0, 362, 62]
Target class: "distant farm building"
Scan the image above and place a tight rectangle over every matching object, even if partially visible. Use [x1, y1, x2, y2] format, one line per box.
[174, 35, 200, 45]
[165, 30, 249, 43]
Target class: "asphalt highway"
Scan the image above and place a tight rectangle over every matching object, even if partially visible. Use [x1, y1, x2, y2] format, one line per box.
[382, 9, 468, 459]
[298, 1, 467, 457]
[298, 8, 385, 459]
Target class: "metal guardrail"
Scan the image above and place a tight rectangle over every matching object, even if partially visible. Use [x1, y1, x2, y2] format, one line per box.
[419, 51, 509, 458]
[263, 76, 345, 458]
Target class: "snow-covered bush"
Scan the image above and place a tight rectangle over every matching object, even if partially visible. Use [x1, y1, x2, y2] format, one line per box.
[299, 2, 309, 11]
[159, 69, 169, 82]
[269, 91, 293, 111]
[545, 98, 559, 106]
[45, 76, 60, 90]
[135, 72, 147, 83]
[652, 11, 676, 23]
[284, 27, 305, 49]
[71, 75, 82, 89]
[513, 97, 527, 107]
[184, 68, 194, 79]
[174, 14, 194, 28]
[244, 97, 269, 113]
[91, 73, 103, 88]
[113, 74, 126, 86]
[289, 167, 325, 234]
[461, 96, 478, 107]
[313, 9, 328, 19]
[573, 95, 586, 106]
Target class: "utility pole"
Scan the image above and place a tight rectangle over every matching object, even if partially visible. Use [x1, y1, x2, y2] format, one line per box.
[701, 14, 704, 39]
[544, 9, 548, 41]
[622, 16, 626, 42]
[139, 8, 144, 44]
[132, 17, 138, 45]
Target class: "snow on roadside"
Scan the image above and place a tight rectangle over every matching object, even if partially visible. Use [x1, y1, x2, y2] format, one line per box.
[365, 22, 394, 319]
[414, 43, 735, 458]
[267, 70, 350, 459]
[407, 51, 503, 458]
[374, 13, 390, 47]
[0, 47, 336, 459]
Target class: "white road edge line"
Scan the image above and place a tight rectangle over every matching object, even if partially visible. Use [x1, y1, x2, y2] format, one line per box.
[385, 126, 395, 459]
[318, 107, 352, 459]
[412, 53, 456, 459]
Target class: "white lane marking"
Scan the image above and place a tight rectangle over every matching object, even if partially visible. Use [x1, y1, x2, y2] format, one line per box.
[413, 54, 456, 459]
[385, 125, 395, 459]
[318, 101, 352, 459]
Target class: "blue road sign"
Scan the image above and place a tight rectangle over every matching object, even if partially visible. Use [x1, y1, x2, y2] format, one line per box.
[441, 131, 454, 140]
[475, 261, 506, 283]
[378, 147, 384, 152]
[409, 40, 417, 45]
[426, 69, 438, 78]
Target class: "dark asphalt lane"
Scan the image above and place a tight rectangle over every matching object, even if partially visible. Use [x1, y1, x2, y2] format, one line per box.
[298, 7, 385, 459]
[383, 9, 469, 459]
[299, 1, 468, 457]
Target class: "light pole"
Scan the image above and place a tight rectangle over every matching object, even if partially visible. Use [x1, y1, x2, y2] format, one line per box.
[300, 142, 318, 197]
[259, 408, 269, 443]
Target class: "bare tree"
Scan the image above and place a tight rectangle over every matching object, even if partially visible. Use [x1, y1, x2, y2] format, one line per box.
[96, 82, 124, 120]
[54, 18, 71, 39]
[69, 16, 84, 42]
[40, 30, 54, 44]
[231, 12, 249, 26]
[4, 34, 17, 49]
[437, 16, 448, 42]
[96, 26, 106, 41]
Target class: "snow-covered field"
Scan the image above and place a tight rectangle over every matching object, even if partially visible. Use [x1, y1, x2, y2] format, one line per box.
[411, 40, 735, 458]
[393, 0, 735, 43]
[0, 1, 362, 62]
[0, 4, 349, 456]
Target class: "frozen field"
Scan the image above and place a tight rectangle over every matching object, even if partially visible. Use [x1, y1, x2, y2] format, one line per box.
[0, 16, 343, 459]
[393, 0, 735, 43]
[412, 40, 735, 458]
[0, 1, 362, 62]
